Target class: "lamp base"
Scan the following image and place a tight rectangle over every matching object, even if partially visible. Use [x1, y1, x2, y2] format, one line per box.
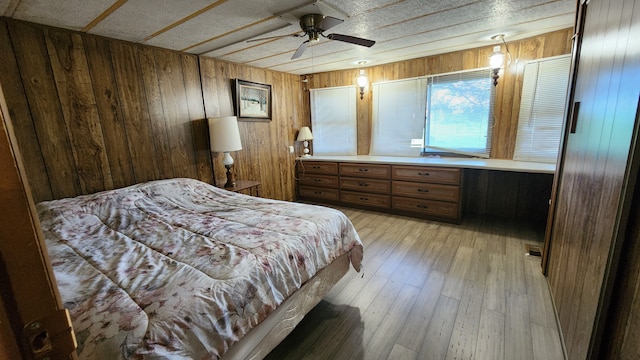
[224, 164, 235, 188]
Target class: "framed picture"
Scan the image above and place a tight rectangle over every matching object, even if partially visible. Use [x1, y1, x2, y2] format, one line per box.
[234, 79, 272, 121]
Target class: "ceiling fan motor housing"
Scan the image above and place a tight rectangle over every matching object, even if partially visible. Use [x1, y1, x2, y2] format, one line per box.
[300, 14, 326, 41]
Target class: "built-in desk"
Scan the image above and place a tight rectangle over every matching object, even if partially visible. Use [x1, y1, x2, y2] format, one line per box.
[296, 156, 555, 227]
[296, 155, 555, 173]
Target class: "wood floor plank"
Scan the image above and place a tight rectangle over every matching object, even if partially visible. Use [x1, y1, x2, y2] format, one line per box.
[266, 209, 564, 360]
[524, 258, 558, 329]
[531, 322, 564, 360]
[396, 270, 446, 351]
[484, 253, 507, 313]
[446, 280, 485, 360]
[505, 233, 528, 295]
[363, 284, 420, 360]
[474, 307, 505, 360]
[331, 323, 370, 360]
[387, 344, 418, 360]
[441, 246, 474, 300]
[302, 303, 364, 359]
[418, 295, 460, 360]
[433, 225, 463, 273]
[505, 290, 534, 360]
[360, 278, 404, 332]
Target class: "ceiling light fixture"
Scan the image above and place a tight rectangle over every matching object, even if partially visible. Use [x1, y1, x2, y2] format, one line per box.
[489, 34, 511, 86]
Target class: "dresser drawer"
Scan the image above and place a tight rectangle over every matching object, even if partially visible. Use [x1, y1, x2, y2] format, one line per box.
[341, 190, 390, 209]
[392, 181, 459, 202]
[392, 166, 460, 185]
[299, 161, 338, 175]
[298, 174, 339, 189]
[340, 163, 391, 179]
[340, 177, 390, 194]
[299, 186, 339, 202]
[392, 197, 459, 219]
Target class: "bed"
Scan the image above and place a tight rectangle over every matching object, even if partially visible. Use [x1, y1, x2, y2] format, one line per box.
[37, 178, 363, 359]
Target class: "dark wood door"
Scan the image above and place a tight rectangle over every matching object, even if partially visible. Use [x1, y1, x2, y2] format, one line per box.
[0, 81, 77, 358]
[546, 0, 640, 359]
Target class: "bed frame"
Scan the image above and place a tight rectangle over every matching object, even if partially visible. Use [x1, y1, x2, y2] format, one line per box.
[221, 252, 351, 359]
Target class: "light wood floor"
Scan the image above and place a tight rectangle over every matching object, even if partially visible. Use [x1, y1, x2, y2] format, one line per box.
[265, 207, 565, 360]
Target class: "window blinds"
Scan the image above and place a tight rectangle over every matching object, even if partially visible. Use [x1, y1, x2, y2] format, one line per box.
[310, 86, 357, 155]
[370, 68, 494, 157]
[426, 68, 494, 157]
[370, 77, 427, 156]
[513, 55, 571, 163]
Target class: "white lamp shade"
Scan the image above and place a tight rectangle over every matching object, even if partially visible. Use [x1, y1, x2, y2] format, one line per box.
[208, 116, 242, 152]
[357, 69, 368, 87]
[489, 46, 504, 69]
[297, 126, 314, 141]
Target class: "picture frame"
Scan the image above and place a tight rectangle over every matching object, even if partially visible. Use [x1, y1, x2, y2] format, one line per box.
[234, 79, 272, 121]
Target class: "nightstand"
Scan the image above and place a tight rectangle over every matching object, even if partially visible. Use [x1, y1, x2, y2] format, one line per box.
[216, 180, 261, 197]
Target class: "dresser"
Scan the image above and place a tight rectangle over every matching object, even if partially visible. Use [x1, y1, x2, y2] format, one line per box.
[297, 160, 462, 223]
[296, 161, 340, 202]
[391, 165, 461, 221]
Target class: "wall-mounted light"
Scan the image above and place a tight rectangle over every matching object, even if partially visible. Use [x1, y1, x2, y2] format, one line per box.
[490, 45, 504, 86]
[356, 61, 368, 100]
[489, 34, 511, 86]
[357, 69, 368, 100]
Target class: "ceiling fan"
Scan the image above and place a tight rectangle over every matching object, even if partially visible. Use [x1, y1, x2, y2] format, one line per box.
[248, 14, 375, 59]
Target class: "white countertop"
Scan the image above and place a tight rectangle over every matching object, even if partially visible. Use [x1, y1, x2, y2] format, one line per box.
[297, 155, 556, 174]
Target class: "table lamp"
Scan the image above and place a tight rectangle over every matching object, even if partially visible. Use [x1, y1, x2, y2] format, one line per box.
[297, 126, 314, 157]
[208, 116, 242, 188]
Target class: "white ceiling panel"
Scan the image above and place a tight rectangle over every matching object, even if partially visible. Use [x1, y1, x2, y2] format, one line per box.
[3, 0, 576, 75]
[10, 0, 114, 31]
[87, 0, 217, 43]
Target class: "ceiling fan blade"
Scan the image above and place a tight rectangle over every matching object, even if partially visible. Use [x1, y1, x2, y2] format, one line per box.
[247, 31, 305, 43]
[292, 40, 309, 59]
[317, 15, 343, 32]
[326, 33, 375, 47]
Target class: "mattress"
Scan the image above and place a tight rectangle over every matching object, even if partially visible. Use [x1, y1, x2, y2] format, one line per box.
[37, 178, 363, 359]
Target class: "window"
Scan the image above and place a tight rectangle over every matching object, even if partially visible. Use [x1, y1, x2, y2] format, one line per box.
[513, 55, 571, 163]
[370, 68, 494, 157]
[370, 78, 427, 156]
[425, 69, 495, 157]
[310, 86, 357, 155]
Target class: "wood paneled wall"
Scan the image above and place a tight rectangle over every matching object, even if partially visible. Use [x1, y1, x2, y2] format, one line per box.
[545, 0, 640, 357]
[0, 17, 570, 204]
[303, 29, 573, 159]
[463, 169, 553, 231]
[602, 165, 640, 358]
[0, 18, 305, 203]
[199, 58, 303, 201]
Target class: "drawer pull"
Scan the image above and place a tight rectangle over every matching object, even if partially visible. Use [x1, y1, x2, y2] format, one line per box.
[312, 166, 321, 169]
[417, 172, 430, 176]
[314, 191, 323, 195]
[359, 168, 369, 172]
[417, 188, 429, 193]
[358, 182, 369, 187]
[417, 204, 429, 209]
[313, 179, 322, 182]
[359, 197, 369, 201]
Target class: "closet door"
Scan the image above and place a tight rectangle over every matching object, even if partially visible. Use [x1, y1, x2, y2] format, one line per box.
[546, 0, 640, 359]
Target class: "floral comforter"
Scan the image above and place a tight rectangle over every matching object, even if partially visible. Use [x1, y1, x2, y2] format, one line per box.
[37, 178, 363, 359]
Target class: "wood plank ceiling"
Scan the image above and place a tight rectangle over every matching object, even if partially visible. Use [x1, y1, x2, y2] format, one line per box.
[0, 0, 575, 74]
